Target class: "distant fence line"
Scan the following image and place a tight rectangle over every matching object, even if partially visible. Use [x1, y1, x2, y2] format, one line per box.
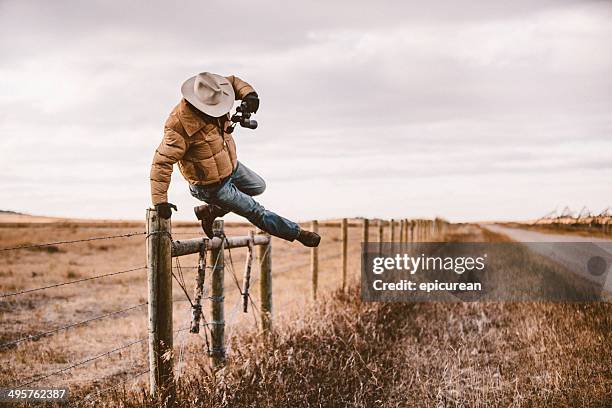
[0, 214, 449, 405]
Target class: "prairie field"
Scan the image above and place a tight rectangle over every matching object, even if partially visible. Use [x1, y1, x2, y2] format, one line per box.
[0, 216, 610, 407]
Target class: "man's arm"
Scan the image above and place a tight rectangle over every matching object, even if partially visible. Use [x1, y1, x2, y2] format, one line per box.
[150, 127, 187, 206]
[226, 75, 256, 100]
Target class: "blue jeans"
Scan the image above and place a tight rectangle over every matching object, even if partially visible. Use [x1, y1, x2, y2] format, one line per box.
[189, 162, 300, 241]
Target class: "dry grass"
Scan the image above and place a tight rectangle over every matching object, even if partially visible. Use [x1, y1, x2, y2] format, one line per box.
[1, 220, 610, 407]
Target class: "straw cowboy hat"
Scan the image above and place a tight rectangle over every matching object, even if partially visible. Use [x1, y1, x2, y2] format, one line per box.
[181, 72, 235, 117]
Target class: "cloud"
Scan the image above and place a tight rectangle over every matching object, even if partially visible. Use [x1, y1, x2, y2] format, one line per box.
[0, 0, 610, 221]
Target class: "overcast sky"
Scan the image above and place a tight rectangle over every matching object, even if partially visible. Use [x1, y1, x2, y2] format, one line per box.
[1, 0, 611, 222]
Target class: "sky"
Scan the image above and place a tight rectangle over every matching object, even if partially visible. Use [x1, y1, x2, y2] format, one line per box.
[0, 0, 611, 222]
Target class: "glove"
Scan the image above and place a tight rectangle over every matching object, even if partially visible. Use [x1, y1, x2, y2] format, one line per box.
[243, 92, 259, 113]
[155, 202, 177, 219]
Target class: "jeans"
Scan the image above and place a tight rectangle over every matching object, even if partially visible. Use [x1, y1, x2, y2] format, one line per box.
[189, 162, 300, 241]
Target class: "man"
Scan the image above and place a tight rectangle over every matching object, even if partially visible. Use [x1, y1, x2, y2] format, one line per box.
[150, 72, 321, 247]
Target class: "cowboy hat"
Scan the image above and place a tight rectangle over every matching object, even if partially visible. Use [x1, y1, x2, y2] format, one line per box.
[181, 72, 235, 117]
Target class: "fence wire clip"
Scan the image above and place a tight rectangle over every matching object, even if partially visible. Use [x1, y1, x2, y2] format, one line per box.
[209, 295, 225, 302]
[208, 347, 226, 356]
[146, 230, 173, 240]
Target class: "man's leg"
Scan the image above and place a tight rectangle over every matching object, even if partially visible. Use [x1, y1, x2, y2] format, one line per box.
[190, 175, 320, 246]
[231, 161, 266, 196]
[210, 180, 299, 241]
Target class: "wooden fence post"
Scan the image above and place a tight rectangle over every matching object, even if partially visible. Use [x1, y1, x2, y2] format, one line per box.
[146, 209, 174, 403]
[390, 219, 396, 242]
[410, 220, 415, 242]
[378, 220, 384, 255]
[361, 218, 369, 282]
[311, 220, 319, 301]
[258, 228, 272, 336]
[209, 220, 225, 368]
[341, 218, 348, 291]
[399, 219, 405, 245]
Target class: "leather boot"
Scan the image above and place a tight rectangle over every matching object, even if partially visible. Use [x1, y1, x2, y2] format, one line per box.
[194, 204, 229, 238]
[296, 229, 321, 247]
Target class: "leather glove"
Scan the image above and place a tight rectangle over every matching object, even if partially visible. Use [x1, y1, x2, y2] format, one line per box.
[155, 202, 177, 219]
[243, 92, 259, 113]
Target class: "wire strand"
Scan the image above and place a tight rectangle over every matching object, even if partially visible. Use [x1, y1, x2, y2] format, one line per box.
[0, 266, 146, 299]
[0, 231, 146, 252]
[78, 368, 150, 406]
[17, 337, 148, 388]
[0, 302, 148, 350]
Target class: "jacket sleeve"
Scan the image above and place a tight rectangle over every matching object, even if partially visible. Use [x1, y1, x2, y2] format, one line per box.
[226, 75, 256, 100]
[150, 127, 188, 205]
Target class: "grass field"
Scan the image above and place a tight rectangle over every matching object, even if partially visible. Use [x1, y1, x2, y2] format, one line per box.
[1, 217, 610, 407]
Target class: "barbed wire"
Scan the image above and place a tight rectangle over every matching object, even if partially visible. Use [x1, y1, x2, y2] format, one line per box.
[224, 243, 269, 356]
[78, 368, 150, 406]
[176, 311, 193, 378]
[0, 266, 147, 299]
[0, 231, 146, 252]
[0, 302, 148, 350]
[79, 325, 188, 405]
[2, 224, 355, 402]
[17, 336, 148, 388]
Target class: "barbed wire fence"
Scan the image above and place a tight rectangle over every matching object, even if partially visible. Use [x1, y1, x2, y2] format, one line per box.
[0, 216, 448, 404]
[0, 225, 328, 403]
[0, 231, 152, 401]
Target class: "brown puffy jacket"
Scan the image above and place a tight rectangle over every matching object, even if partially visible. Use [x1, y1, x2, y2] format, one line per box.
[150, 75, 255, 205]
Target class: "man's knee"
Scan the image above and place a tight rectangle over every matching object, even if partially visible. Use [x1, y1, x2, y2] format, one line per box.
[251, 179, 266, 196]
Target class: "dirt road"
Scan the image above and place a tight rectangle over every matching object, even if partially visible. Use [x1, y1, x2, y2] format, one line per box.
[483, 224, 612, 294]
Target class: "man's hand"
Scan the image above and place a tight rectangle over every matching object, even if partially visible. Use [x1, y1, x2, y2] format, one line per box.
[243, 92, 259, 113]
[155, 202, 177, 219]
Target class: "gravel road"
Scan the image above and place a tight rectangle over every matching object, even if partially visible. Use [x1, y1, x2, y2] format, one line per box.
[482, 224, 612, 295]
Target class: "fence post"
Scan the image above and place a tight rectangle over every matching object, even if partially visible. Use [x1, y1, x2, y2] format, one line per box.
[390, 219, 396, 242]
[311, 220, 319, 301]
[209, 220, 225, 368]
[146, 209, 174, 403]
[399, 219, 405, 245]
[361, 218, 369, 282]
[258, 228, 272, 336]
[378, 220, 384, 255]
[341, 218, 348, 291]
[410, 220, 415, 242]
